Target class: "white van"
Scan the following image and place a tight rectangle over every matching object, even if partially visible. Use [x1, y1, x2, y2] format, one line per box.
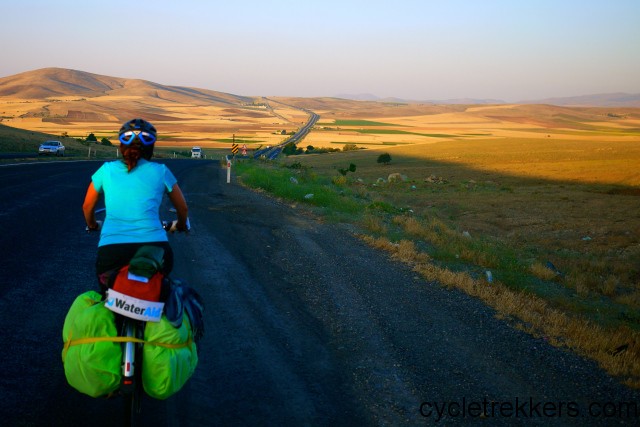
[191, 147, 202, 158]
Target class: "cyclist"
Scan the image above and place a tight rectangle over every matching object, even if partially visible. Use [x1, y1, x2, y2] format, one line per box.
[82, 118, 189, 289]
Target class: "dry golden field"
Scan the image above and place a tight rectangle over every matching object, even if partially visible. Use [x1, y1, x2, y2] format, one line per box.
[0, 96, 309, 150]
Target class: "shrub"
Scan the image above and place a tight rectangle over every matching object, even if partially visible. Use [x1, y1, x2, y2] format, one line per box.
[284, 162, 304, 169]
[338, 163, 357, 176]
[377, 153, 392, 165]
[282, 142, 297, 155]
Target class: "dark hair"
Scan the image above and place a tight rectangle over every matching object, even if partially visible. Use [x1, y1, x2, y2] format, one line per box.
[119, 143, 154, 172]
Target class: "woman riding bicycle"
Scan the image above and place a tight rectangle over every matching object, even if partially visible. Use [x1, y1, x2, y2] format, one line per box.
[82, 118, 189, 289]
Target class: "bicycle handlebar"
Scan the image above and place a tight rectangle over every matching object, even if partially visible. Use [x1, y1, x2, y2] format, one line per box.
[162, 218, 191, 233]
[86, 218, 191, 233]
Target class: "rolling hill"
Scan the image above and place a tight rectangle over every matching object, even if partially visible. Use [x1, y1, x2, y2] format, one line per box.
[0, 67, 253, 105]
[0, 67, 257, 124]
[0, 68, 304, 149]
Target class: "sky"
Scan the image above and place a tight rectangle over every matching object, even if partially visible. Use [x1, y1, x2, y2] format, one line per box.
[1, 0, 639, 102]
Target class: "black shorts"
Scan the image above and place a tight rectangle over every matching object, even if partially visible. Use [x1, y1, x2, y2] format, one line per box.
[96, 241, 174, 278]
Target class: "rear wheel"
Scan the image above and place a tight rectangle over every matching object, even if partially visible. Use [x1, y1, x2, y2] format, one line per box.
[121, 318, 144, 427]
[123, 377, 142, 427]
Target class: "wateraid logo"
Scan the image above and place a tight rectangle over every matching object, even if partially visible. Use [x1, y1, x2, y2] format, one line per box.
[105, 296, 162, 319]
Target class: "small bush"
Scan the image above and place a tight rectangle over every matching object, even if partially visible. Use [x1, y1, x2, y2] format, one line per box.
[338, 163, 357, 176]
[377, 153, 392, 165]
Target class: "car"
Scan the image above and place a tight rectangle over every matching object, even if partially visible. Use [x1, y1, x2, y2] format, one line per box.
[191, 147, 202, 159]
[39, 140, 65, 156]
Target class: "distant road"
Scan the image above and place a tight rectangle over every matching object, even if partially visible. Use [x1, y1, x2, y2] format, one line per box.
[254, 99, 320, 160]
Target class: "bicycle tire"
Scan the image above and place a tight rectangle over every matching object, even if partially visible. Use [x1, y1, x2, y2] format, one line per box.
[121, 317, 144, 427]
[123, 391, 134, 427]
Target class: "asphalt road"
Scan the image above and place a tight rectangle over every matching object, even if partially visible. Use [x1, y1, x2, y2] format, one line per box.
[0, 159, 639, 426]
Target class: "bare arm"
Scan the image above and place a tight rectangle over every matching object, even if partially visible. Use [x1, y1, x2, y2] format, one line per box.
[168, 183, 189, 231]
[82, 182, 100, 230]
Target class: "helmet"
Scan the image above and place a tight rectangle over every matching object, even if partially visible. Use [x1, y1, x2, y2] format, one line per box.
[118, 118, 157, 145]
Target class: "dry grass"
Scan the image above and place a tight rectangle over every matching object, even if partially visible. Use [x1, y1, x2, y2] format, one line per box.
[530, 263, 559, 281]
[361, 234, 640, 388]
[361, 214, 387, 235]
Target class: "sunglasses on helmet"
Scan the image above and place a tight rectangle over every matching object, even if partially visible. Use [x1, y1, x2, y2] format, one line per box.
[119, 130, 157, 145]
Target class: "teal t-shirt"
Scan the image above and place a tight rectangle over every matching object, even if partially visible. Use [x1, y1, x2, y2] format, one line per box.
[92, 159, 177, 246]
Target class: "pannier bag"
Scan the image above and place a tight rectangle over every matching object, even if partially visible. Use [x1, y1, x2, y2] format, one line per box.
[142, 313, 198, 399]
[61, 291, 122, 398]
[164, 279, 205, 342]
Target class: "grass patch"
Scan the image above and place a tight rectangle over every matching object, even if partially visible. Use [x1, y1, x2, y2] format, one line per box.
[234, 161, 363, 216]
[0, 122, 121, 160]
[329, 141, 411, 146]
[355, 129, 456, 138]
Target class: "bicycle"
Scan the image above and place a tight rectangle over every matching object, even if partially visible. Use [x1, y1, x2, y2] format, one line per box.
[86, 216, 190, 427]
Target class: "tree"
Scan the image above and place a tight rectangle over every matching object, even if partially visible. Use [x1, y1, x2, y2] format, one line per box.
[100, 137, 113, 146]
[282, 142, 298, 155]
[377, 153, 392, 165]
[338, 163, 357, 176]
[86, 133, 98, 142]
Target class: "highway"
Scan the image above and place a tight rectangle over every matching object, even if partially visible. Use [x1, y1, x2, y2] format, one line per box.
[253, 102, 320, 160]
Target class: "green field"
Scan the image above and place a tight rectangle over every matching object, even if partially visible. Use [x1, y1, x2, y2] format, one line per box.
[354, 129, 457, 137]
[328, 119, 404, 127]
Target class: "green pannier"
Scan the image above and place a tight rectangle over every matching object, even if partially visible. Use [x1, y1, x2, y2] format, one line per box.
[142, 313, 198, 399]
[62, 291, 122, 398]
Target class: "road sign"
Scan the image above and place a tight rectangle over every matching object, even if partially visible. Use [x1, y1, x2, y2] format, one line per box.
[231, 143, 238, 154]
